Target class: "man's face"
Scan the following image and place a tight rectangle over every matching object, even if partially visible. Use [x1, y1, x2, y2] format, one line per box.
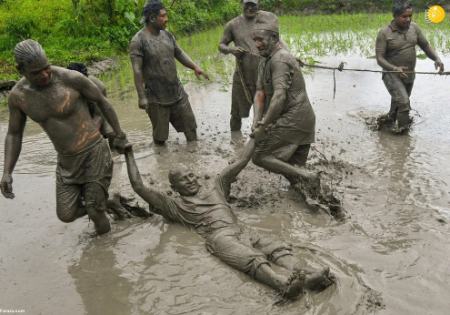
[171, 169, 200, 196]
[243, 2, 258, 19]
[253, 30, 276, 57]
[152, 9, 169, 30]
[395, 8, 413, 30]
[22, 61, 52, 87]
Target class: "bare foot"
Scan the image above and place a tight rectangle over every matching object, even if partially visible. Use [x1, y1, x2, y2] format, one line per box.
[305, 267, 335, 292]
[282, 271, 306, 300]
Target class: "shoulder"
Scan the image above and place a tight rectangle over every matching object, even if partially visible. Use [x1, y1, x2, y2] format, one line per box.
[272, 49, 294, 65]
[227, 15, 243, 27]
[89, 76, 106, 94]
[131, 29, 145, 42]
[8, 79, 27, 106]
[377, 26, 390, 37]
[257, 10, 278, 20]
[410, 22, 422, 33]
[55, 66, 84, 82]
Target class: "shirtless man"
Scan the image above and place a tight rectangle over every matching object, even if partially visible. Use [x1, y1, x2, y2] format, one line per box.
[130, 0, 208, 145]
[1, 40, 130, 235]
[376, 0, 444, 133]
[219, 0, 279, 131]
[122, 143, 334, 300]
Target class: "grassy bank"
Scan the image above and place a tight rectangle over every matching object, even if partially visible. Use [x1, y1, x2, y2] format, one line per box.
[1, 0, 449, 83]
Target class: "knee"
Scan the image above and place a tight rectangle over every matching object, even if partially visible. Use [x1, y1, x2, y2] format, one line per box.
[57, 210, 78, 223]
[252, 153, 265, 167]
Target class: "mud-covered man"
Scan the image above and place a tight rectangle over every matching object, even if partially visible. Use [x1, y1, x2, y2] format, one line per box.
[249, 16, 320, 197]
[376, 0, 444, 133]
[0, 40, 130, 235]
[130, 0, 208, 145]
[219, 0, 279, 131]
[123, 143, 334, 300]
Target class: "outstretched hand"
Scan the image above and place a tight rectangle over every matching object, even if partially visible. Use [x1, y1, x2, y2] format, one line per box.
[112, 134, 132, 154]
[194, 67, 209, 80]
[1, 174, 15, 199]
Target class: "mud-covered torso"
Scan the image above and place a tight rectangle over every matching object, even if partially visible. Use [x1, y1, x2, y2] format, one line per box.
[129, 29, 184, 105]
[224, 12, 276, 85]
[159, 176, 239, 238]
[377, 22, 429, 81]
[11, 67, 101, 155]
[257, 48, 316, 145]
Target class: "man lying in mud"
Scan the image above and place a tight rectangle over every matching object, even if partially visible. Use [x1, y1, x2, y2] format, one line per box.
[0, 40, 130, 235]
[129, 0, 209, 146]
[248, 16, 343, 217]
[219, 0, 279, 132]
[376, 0, 444, 133]
[123, 144, 334, 300]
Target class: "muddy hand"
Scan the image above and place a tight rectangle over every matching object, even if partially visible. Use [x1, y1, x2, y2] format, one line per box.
[194, 67, 209, 80]
[1, 174, 15, 199]
[435, 60, 444, 74]
[394, 66, 409, 79]
[250, 126, 266, 142]
[231, 47, 247, 58]
[113, 135, 132, 154]
[138, 97, 149, 110]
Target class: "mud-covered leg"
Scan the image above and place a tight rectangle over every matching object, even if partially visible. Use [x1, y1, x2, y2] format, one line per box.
[56, 176, 87, 223]
[83, 182, 111, 235]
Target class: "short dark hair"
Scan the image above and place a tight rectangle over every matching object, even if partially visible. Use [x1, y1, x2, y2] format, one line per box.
[67, 62, 88, 76]
[393, 0, 412, 17]
[143, 0, 165, 25]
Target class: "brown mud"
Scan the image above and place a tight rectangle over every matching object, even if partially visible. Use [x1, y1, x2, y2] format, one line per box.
[1, 55, 450, 314]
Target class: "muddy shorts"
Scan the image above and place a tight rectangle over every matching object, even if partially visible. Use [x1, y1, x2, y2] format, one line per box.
[382, 73, 414, 114]
[146, 93, 197, 142]
[205, 227, 292, 278]
[231, 72, 256, 119]
[255, 132, 311, 166]
[56, 138, 113, 222]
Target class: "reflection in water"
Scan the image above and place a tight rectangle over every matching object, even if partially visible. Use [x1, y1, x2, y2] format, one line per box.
[69, 237, 134, 315]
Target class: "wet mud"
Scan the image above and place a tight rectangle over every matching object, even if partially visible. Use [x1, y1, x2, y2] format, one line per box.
[1, 55, 450, 314]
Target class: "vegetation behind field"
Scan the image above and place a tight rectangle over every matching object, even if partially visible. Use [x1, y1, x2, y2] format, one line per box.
[0, 0, 448, 81]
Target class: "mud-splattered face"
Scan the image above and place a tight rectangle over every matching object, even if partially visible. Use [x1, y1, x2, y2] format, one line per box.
[170, 169, 200, 196]
[394, 8, 413, 30]
[23, 61, 52, 87]
[253, 30, 278, 57]
[243, 3, 258, 19]
[151, 9, 169, 31]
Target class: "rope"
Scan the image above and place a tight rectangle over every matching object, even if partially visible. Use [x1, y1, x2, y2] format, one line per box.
[298, 60, 450, 76]
[236, 59, 254, 105]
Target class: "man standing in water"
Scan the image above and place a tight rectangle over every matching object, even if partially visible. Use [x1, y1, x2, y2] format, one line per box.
[123, 142, 334, 299]
[376, 0, 444, 133]
[219, 0, 279, 132]
[130, 0, 209, 146]
[0, 40, 130, 235]
[248, 16, 325, 204]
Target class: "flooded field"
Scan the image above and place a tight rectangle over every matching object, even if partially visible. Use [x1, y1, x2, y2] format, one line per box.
[1, 16, 450, 315]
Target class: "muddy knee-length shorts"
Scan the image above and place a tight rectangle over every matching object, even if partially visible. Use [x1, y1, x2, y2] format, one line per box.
[146, 93, 197, 142]
[205, 227, 293, 278]
[56, 138, 113, 222]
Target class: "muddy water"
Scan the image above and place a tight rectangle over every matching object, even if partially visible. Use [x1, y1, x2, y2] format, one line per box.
[1, 54, 450, 315]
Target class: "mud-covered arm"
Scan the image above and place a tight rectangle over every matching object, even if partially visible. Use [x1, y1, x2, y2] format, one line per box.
[216, 140, 255, 198]
[252, 62, 266, 129]
[74, 73, 126, 138]
[1, 96, 27, 198]
[129, 39, 148, 109]
[375, 30, 398, 71]
[258, 61, 289, 127]
[416, 26, 444, 72]
[171, 34, 206, 78]
[219, 22, 235, 54]
[125, 149, 176, 218]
